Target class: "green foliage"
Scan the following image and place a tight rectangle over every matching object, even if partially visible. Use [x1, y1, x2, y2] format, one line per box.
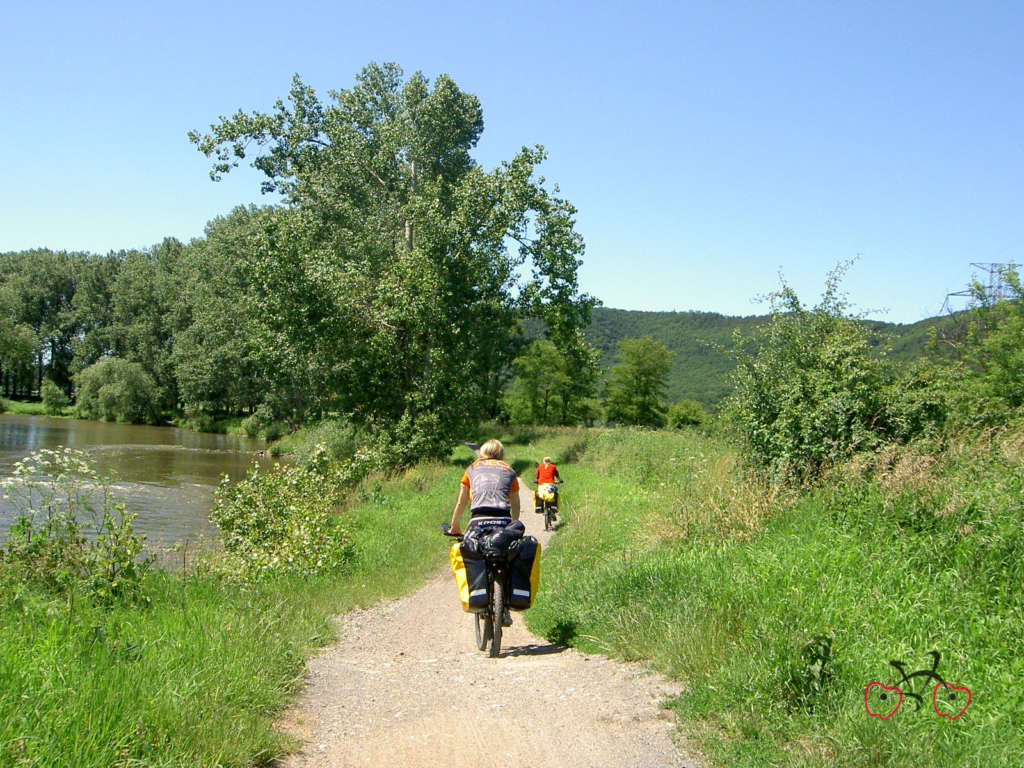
[284, 418, 364, 468]
[726, 266, 889, 479]
[74, 357, 161, 424]
[240, 413, 262, 437]
[604, 336, 672, 427]
[189, 63, 593, 464]
[0, 249, 78, 394]
[0, 448, 151, 606]
[667, 398, 708, 428]
[40, 377, 70, 415]
[505, 339, 571, 425]
[528, 426, 1024, 767]
[0, 441, 469, 767]
[210, 462, 351, 578]
[961, 265, 1024, 418]
[263, 420, 287, 441]
[578, 306, 959, 410]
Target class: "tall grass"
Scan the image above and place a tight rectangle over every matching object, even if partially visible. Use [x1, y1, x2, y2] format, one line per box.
[0, 452, 467, 767]
[527, 426, 1024, 767]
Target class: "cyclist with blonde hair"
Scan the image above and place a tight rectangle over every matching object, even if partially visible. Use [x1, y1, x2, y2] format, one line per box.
[449, 439, 520, 537]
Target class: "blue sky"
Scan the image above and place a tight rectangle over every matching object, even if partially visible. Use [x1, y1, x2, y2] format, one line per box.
[2, 0, 1020, 323]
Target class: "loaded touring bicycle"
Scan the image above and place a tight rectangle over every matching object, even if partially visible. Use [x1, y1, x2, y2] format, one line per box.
[444, 518, 541, 658]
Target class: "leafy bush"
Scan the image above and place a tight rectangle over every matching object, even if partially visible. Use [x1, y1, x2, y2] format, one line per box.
[210, 462, 351, 578]
[0, 448, 151, 605]
[240, 413, 262, 437]
[285, 418, 364, 468]
[40, 378, 70, 416]
[263, 420, 287, 441]
[0, 398, 6, 414]
[667, 398, 708, 428]
[726, 267, 889, 479]
[74, 357, 161, 424]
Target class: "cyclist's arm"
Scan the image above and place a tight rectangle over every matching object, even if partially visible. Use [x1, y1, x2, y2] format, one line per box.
[450, 484, 469, 535]
[510, 488, 521, 521]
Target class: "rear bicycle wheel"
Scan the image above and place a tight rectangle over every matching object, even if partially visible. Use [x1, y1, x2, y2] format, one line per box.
[474, 611, 491, 650]
[544, 501, 554, 531]
[488, 580, 503, 658]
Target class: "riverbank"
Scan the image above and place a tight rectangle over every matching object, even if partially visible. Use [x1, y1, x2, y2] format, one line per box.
[0, 398, 71, 417]
[0, 457, 454, 766]
[1, 397, 260, 439]
[0, 428, 579, 767]
[526, 427, 1024, 766]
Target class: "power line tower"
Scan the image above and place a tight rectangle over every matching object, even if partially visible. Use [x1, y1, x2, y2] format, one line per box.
[941, 262, 1016, 315]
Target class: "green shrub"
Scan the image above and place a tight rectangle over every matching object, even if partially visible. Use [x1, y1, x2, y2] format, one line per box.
[287, 418, 363, 468]
[263, 420, 287, 441]
[40, 378, 71, 416]
[0, 397, 7, 414]
[210, 463, 351, 578]
[667, 398, 708, 428]
[240, 413, 262, 437]
[74, 357, 161, 425]
[0, 448, 151, 605]
[726, 266, 888, 479]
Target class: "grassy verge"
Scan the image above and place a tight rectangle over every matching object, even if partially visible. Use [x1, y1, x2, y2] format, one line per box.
[1, 399, 74, 417]
[0, 448, 473, 767]
[526, 427, 1024, 767]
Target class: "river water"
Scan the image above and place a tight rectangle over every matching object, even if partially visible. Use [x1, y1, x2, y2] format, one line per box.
[0, 414, 269, 553]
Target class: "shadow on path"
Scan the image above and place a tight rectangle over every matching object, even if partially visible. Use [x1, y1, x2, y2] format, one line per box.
[500, 642, 568, 658]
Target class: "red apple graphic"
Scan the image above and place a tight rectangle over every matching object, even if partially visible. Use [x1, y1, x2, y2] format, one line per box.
[865, 682, 903, 719]
[933, 682, 971, 719]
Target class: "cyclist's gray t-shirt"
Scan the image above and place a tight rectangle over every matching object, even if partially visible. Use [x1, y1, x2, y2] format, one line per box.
[461, 459, 519, 513]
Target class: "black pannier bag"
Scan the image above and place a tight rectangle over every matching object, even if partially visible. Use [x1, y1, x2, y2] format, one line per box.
[483, 520, 525, 559]
[507, 535, 541, 610]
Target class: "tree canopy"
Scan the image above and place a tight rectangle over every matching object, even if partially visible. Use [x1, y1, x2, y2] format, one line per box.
[604, 336, 672, 427]
[190, 63, 594, 461]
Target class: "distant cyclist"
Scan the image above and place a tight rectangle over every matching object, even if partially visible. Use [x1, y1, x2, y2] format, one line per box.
[534, 456, 561, 514]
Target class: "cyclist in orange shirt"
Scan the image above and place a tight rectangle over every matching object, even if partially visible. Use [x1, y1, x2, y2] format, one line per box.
[534, 456, 561, 514]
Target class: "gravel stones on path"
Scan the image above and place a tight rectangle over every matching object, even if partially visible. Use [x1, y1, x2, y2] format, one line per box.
[275, 483, 705, 768]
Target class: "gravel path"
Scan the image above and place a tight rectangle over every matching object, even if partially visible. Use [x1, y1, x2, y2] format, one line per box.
[275, 482, 705, 768]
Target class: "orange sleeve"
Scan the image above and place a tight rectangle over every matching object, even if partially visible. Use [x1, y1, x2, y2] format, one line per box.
[460, 472, 470, 487]
[510, 476, 519, 493]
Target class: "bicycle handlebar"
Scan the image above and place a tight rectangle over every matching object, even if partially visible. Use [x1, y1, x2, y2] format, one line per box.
[441, 523, 463, 541]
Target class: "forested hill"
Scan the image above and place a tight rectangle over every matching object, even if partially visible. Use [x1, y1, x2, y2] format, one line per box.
[585, 307, 958, 408]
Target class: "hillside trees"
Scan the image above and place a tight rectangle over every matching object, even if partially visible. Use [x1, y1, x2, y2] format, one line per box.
[190, 63, 592, 462]
[604, 337, 672, 427]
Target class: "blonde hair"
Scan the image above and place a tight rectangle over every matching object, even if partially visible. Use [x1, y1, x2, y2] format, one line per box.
[543, 456, 551, 463]
[478, 439, 505, 459]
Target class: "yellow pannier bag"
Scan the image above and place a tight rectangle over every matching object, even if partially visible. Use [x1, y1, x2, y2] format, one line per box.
[449, 541, 488, 612]
[536, 483, 556, 502]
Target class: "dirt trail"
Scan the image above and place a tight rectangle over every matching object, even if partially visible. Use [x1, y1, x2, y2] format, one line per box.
[276, 482, 704, 768]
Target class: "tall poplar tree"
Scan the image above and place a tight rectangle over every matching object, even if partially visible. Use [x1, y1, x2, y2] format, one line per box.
[191, 63, 593, 462]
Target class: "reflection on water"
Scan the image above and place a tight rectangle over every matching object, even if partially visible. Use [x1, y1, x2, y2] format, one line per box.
[0, 414, 270, 548]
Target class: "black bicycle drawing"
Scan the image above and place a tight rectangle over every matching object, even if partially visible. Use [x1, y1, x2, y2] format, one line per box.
[864, 650, 971, 720]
